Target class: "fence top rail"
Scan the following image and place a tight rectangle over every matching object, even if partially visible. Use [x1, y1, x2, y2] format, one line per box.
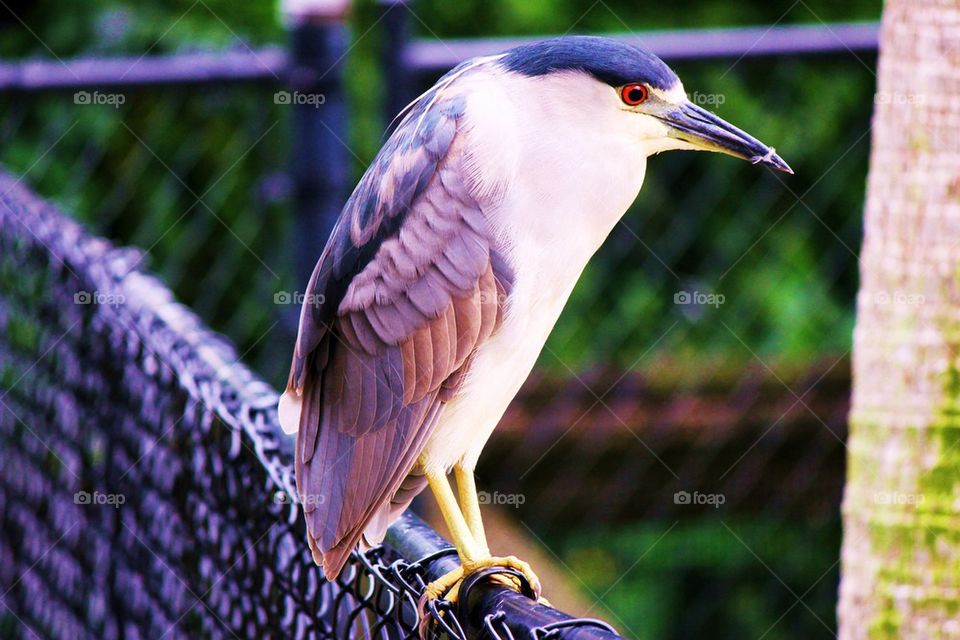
[402, 21, 879, 72]
[0, 47, 287, 92]
[0, 21, 878, 93]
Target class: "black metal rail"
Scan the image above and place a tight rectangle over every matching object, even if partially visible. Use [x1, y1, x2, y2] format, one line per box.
[0, 21, 880, 93]
[0, 48, 287, 91]
[401, 21, 880, 72]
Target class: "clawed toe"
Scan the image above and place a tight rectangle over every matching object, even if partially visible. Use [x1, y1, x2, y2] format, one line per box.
[462, 555, 542, 600]
[417, 555, 545, 638]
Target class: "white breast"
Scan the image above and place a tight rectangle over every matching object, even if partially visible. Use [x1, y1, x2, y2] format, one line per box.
[420, 66, 650, 474]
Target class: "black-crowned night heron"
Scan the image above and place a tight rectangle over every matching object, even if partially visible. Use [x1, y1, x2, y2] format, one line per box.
[279, 35, 790, 610]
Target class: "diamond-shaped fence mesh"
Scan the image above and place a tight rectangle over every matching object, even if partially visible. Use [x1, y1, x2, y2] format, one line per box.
[0, 53, 872, 385]
[395, 51, 871, 637]
[0, 84, 295, 386]
[541, 53, 870, 371]
[0, 17, 874, 638]
[0, 172, 623, 639]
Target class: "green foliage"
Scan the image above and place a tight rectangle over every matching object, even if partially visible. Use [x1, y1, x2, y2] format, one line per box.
[1, 0, 878, 380]
[0, 1, 281, 57]
[555, 518, 841, 640]
[1, 88, 292, 383]
[346, 1, 877, 370]
[0, 2, 876, 637]
[408, 0, 879, 36]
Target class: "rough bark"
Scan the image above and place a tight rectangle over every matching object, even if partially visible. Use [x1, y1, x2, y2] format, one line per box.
[838, 1, 960, 637]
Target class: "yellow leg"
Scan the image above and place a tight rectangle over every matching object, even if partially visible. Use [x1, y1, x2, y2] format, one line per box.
[454, 465, 489, 556]
[423, 463, 484, 562]
[419, 456, 544, 611]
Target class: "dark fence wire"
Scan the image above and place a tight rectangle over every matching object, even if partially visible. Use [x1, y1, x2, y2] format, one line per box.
[0, 173, 620, 639]
[0, 13, 876, 638]
[0, 19, 876, 389]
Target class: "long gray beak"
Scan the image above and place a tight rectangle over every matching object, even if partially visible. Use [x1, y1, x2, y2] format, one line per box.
[656, 101, 793, 174]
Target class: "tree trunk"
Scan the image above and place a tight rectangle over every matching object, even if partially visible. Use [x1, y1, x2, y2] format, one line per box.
[839, 1, 960, 637]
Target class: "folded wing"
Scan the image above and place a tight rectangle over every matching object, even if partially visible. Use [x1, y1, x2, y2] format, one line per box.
[280, 75, 512, 578]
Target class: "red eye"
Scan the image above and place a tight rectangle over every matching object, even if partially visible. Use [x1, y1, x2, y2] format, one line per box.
[620, 83, 648, 106]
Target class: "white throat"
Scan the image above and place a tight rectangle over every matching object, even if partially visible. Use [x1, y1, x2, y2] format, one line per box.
[420, 65, 676, 472]
[459, 66, 665, 295]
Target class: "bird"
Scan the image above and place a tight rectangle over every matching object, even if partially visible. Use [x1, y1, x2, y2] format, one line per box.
[278, 34, 791, 613]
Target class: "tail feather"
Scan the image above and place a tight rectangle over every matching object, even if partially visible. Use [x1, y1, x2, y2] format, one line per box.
[315, 464, 430, 579]
[278, 389, 302, 435]
[361, 470, 429, 548]
[318, 534, 357, 580]
[295, 360, 444, 581]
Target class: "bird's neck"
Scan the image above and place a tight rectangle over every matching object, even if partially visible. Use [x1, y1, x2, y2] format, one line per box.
[461, 68, 649, 293]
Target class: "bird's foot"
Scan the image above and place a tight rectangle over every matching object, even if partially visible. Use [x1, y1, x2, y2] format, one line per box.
[459, 556, 543, 602]
[421, 565, 465, 604]
[417, 555, 547, 636]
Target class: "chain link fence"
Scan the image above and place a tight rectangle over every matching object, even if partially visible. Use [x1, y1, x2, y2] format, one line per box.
[0, 172, 624, 638]
[0, 79, 296, 386]
[0, 5, 875, 636]
[0, 33, 873, 385]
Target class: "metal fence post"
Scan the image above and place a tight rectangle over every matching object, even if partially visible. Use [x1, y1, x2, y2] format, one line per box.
[284, 0, 352, 288]
[378, 0, 416, 123]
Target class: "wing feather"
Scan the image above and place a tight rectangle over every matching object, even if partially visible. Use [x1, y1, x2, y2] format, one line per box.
[279, 71, 515, 578]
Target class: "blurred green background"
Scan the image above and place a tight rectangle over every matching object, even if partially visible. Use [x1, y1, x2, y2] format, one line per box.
[0, 1, 878, 637]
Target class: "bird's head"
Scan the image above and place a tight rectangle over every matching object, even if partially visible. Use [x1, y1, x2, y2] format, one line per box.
[498, 36, 792, 174]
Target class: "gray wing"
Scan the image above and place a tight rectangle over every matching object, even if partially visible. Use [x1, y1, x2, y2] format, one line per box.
[279, 81, 513, 579]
